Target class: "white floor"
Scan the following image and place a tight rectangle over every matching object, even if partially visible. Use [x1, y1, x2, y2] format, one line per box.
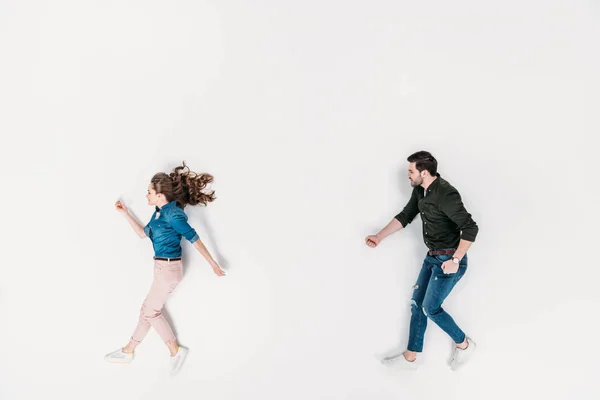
[1, 1, 598, 399]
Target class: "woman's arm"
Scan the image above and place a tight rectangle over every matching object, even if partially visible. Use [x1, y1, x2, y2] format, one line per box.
[192, 239, 225, 276]
[169, 212, 225, 276]
[115, 200, 147, 238]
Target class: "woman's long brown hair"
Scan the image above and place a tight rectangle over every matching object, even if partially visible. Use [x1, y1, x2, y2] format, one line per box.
[151, 161, 216, 208]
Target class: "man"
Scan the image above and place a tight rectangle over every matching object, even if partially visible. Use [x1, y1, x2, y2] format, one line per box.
[365, 151, 479, 371]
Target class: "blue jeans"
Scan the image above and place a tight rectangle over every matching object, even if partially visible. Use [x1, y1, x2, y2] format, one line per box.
[407, 251, 468, 352]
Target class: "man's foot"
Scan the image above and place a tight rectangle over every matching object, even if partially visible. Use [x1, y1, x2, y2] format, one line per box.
[381, 351, 418, 370]
[104, 348, 134, 364]
[170, 346, 189, 377]
[450, 337, 476, 371]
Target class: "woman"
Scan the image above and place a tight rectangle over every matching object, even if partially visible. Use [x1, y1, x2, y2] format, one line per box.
[104, 162, 225, 376]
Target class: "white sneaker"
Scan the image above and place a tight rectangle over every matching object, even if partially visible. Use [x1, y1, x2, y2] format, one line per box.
[104, 348, 134, 364]
[170, 346, 189, 377]
[381, 352, 418, 370]
[450, 337, 476, 371]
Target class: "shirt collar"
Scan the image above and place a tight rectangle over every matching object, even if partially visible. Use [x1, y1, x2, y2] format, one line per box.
[155, 201, 177, 213]
[424, 173, 441, 194]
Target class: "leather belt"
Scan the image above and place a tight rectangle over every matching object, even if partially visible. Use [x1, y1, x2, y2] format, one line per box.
[428, 249, 455, 256]
[154, 257, 182, 261]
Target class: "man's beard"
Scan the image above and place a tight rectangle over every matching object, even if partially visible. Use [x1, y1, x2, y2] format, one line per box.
[410, 177, 422, 187]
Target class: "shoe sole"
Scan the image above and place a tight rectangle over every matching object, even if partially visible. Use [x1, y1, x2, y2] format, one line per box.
[104, 356, 134, 364]
[380, 356, 418, 370]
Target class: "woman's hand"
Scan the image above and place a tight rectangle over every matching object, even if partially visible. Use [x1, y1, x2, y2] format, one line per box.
[115, 200, 128, 214]
[210, 261, 226, 277]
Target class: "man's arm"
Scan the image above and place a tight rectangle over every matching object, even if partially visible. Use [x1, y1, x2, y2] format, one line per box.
[453, 239, 474, 261]
[375, 218, 404, 241]
[366, 188, 419, 247]
[393, 187, 420, 231]
[439, 190, 479, 260]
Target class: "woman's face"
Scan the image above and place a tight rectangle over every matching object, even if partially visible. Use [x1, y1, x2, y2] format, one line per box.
[146, 184, 162, 206]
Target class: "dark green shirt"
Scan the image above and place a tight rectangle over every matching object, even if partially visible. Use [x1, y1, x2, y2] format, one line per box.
[395, 174, 478, 250]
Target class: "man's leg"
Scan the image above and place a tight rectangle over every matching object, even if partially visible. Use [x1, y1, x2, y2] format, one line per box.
[421, 254, 468, 344]
[405, 258, 433, 358]
[381, 257, 432, 367]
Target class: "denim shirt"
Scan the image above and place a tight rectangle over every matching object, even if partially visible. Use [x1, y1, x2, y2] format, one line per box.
[143, 201, 199, 258]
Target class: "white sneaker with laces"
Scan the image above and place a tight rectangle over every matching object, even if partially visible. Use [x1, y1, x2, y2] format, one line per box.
[381, 352, 418, 370]
[104, 348, 134, 364]
[450, 337, 476, 371]
[170, 346, 189, 377]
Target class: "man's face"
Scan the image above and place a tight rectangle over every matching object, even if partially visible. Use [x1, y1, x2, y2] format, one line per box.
[408, 162, 424, 187]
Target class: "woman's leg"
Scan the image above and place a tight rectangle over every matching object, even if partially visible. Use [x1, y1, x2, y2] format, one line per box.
[128, 260, 184, 355]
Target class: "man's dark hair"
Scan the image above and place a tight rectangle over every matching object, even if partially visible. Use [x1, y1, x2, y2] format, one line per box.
[407, 151, 438, 176]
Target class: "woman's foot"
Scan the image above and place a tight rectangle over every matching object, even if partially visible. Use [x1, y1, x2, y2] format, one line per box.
[170, 346, 189, 377]
[104, 348, 134, 364]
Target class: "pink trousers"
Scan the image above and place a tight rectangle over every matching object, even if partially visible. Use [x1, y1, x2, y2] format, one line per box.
[131, 259, 183, 344]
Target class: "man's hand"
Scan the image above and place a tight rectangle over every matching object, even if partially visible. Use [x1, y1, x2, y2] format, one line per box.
[441, 259, 459, 274]
[365, 235, 381, 248]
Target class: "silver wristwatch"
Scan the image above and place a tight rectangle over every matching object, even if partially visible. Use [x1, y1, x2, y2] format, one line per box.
[452, 257, 460, 264]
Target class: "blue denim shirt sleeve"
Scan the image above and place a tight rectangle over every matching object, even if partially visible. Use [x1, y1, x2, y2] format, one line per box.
[143, 223, 151, 239]
[168, 210, 200, 243]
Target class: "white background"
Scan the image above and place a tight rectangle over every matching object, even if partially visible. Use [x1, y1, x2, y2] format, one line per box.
[1, 0, 598, 399]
